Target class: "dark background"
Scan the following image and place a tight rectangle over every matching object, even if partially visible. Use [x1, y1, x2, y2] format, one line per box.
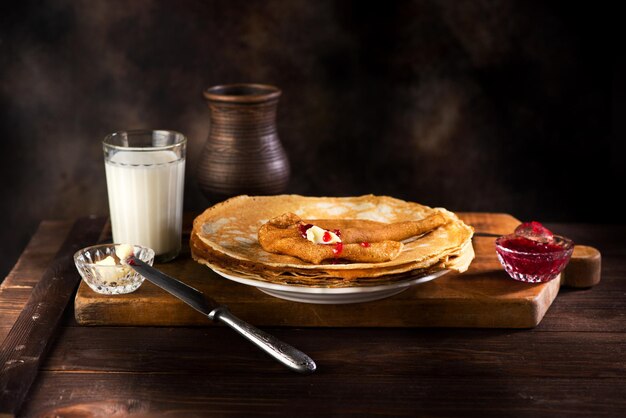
[0, 0, 618, 279]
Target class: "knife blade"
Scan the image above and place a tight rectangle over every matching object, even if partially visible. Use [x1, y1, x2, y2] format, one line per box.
[128, 256, 217, 315]
[127, 256, 316, 374]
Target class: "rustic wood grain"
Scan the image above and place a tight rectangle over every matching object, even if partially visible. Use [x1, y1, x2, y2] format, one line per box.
[0, 221, 73, 343]
[21, 373, 626, 417]
[0, 221, 73, 289]
[560, 245, 601, 287]
[0, 217, 106, 417]
[74, 213, 569, 328]
[60, 275, 626, 333]
[38, 327, 626, 377]
[2, 217, 623, 417]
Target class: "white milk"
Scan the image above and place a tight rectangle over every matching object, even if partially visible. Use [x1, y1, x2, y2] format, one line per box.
[105, 150, 185, 258]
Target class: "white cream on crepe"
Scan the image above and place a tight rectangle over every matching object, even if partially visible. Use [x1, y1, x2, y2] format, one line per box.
[305, 225, 341, 245]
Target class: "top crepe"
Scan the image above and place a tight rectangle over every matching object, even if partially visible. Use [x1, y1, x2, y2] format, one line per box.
[257, 212, 450, 264]
[191, 195, 474, 283]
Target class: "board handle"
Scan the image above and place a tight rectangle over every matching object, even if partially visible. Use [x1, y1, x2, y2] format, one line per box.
[561, 245, 601, 288]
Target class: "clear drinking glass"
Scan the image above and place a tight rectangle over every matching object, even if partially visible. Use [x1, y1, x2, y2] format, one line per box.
[103, 130, 186, 262]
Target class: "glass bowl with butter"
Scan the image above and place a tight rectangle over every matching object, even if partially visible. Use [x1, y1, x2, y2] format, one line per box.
[74, 243, 154, 294]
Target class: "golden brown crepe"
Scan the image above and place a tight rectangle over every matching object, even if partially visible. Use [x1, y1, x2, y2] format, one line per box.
[191, 230, 474, 287]
[305, 212, 449, 244]
[257, 212, 406, 264]
[190, 195, 474, 288]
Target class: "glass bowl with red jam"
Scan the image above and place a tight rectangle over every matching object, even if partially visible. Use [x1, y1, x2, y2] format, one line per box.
[495, 222, 574, 283]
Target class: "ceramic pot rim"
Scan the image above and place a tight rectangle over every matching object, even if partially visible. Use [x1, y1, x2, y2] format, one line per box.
[204, 83, 281, 103]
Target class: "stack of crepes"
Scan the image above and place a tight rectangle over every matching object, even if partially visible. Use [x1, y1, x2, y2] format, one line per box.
[191, 195, 475, 288]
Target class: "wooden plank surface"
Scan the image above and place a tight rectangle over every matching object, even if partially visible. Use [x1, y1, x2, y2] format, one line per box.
[20, 374, 626, 417]
[0, 221, 73, 343]
[23, 326, 626, 416]
[38, 327, 626, 377]
[74, 213, 562, 328]
[2, 217, 624, 417]
[0, 217, 106, 417]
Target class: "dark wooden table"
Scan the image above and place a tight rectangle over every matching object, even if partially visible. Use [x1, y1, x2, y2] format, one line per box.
[1, 217, 625, 417]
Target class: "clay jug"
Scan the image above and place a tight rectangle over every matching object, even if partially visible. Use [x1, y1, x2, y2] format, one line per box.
[197, 83, 290, 203]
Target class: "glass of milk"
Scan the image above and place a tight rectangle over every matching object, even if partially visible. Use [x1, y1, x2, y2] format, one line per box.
[103, 130, 186, 262]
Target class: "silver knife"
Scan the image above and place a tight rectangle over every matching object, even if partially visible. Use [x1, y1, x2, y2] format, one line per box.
[127, 256, 316, 374]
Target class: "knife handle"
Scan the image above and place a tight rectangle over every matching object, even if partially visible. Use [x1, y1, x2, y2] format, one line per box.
[209, 306, 317, 374]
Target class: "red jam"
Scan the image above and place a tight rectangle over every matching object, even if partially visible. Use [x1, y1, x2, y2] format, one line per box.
[332, 242, 343, 257]
[360, 242, 371, 248]
[495, 222, 574, 283]
[298, 223, 314, 238]
[333, 229, 341, 237]
[322, 231, 332, 242]
[499, 236, 564, 254]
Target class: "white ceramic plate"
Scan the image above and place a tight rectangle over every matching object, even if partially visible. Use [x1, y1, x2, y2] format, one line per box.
[212, 268, 450, 304]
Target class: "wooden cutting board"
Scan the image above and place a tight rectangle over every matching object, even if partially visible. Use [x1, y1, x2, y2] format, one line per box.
[74, 213, 599, 328]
